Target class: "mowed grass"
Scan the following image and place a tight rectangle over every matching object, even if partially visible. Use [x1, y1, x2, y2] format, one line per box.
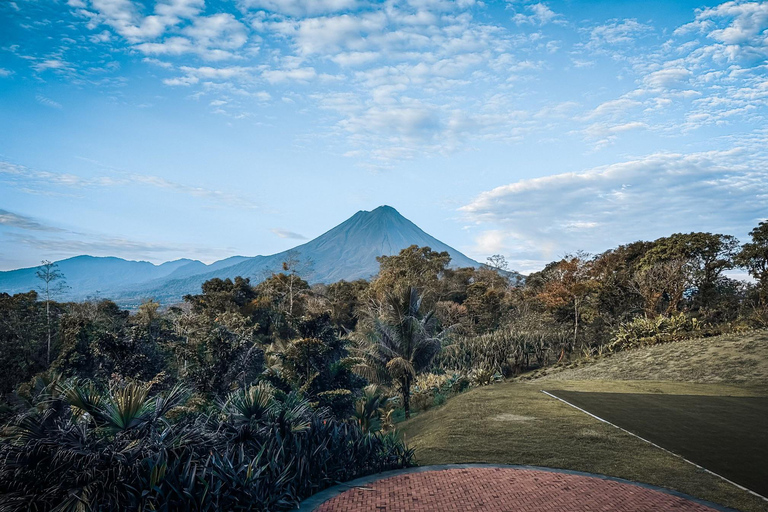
[531, 330, 768, 388]
[547, 390, 768, 498]
[399, 331, 768, 512]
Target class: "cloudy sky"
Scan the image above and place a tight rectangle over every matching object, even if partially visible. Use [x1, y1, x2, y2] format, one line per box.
[0, 0, 766, 273]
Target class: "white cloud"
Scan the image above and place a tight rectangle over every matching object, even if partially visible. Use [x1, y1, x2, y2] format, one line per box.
[581, 18, 653, 54]
[4, 231, 221, 261]
[0, 209, 65, 232]
[32, 59, 68, 72]
[35, 95, 63, 109]
[238, 0, 358, 16]
[587, 98, 642, 119]
[262, 66, 316, 83]
[642, 67, 692, 89]
[0, 160, 261, 210]
[184, 13, 247, 49]
[163, 74, 199, 85]
[133, 13, 248, 61]
[0, 68, 13, 77]
[678, 1, 768, 63]
[270, 228, 307, 239]
[89, 30, 112, 42]
[87, 0, 204, 42]
[163, 65, 256, 86]
[331, 51, 381, 66]
[135, 36, 196, 56]
[31, 0, 766, 169]
[142, 57, 173, 68]
[272, 12, 387, 55]
[461, 148, 768, 270]
[512, 3, 562, 26]
[473, 229, 508, 254]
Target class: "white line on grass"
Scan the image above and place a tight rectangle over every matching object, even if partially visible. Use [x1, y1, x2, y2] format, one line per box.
[540, 390, 768, 503]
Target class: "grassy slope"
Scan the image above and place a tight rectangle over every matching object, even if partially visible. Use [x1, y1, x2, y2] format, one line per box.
[532, 330, 768, 388]
[399, 330, 768, 512]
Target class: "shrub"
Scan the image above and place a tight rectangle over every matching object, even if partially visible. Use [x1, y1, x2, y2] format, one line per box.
[608, 313, 705, 352]
[0, 378, 414, 511]
[436, 324, 570, 378]
[409, 372, 468, 412]
[467, 367, 502, 387]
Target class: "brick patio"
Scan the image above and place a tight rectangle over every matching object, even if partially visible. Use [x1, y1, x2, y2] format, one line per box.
[311, 467, 727, 511]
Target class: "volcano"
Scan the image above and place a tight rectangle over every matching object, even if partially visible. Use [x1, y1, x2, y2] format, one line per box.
[1, 206, 487, 306]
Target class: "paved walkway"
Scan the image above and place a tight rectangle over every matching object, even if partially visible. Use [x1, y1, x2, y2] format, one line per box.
[300, 465, 735, 512]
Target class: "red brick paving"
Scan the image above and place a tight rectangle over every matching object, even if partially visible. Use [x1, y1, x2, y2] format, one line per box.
[315, 468, 721, 511]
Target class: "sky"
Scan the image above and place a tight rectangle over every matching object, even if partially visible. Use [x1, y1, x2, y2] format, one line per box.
[0, 0, 766, 274]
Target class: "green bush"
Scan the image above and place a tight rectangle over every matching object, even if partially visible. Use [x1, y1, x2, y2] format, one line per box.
[608, 313, 705, 352]
[0, 378, 414, 511]
[436, 324, 570, 378]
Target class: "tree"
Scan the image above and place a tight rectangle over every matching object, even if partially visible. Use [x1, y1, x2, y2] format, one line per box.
[736, 221, 768, 301]
[185, 276, 257, 315]
[640, 233, 739, 311]
[535, 253, 597, 353]
[353, 287, 445, 419]
[372, 245, 451, 304]
[587, 242, 650, 337]
[36, 260, 67, 364]
[486, 254, 509, 272]
[281, 251, 314, 317]
[255, 272, 311, 337]
[0, 292, 48, 394]
[631, 259, 687, 317]
[325, 279, 369, 332]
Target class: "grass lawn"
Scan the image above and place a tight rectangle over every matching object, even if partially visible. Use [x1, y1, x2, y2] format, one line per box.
[399, 329, 768, 512]
[548, 390, 768, 498]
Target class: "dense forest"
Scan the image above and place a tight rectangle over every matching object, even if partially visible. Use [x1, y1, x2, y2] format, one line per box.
[0, 221, 766, 510]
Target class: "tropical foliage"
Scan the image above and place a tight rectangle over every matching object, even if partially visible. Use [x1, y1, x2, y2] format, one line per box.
[1, 221, 766, 508]
[353, 287, 446, 418]
[0, 378, 412, 511]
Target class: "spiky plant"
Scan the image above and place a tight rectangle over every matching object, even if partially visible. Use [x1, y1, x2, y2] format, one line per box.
[0, 379, 414, 511]
[221, 381, 276, 423]
[352, 384, 387, 433]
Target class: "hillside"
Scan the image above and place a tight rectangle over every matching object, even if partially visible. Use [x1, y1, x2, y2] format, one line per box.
[529, 330, 768, 387]
[0, 206, 490, 305]
[0, 256, 199, 298]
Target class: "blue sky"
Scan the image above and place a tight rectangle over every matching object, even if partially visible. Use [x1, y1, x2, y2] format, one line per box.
[0, 0, 766, 273]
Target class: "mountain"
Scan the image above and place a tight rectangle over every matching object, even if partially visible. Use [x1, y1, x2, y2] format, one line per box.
[0, 256, 199, 298]
[0, 206, 486, 306]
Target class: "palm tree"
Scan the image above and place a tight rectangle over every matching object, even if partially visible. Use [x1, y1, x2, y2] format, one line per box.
[354, 287, 445, 419]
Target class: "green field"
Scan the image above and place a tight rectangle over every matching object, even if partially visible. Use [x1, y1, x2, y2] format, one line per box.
[399, 331, 768, 512]
[548, 390, 768, 498]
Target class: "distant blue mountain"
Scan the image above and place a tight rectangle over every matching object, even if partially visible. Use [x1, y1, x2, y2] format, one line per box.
[0, 256, 199, 298]
[0, 206, 488, 306]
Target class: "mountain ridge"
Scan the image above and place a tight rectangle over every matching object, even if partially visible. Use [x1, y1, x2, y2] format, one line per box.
[1, 206, 490, 306]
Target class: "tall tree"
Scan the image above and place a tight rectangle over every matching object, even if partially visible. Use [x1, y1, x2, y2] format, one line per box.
[0, 292, 48, 394]
[640, 232, 739, 310]
[281, 250, 314, 317]
[372, 245, 451, 305]
[535, 253, 597, 354]
[736, 221, 768, 301]
[325, 279, 369, 332]
[354, 287, 445, 419]
[631, 259, 687, 317]
[35, 260, 67, 364]
[485, 254, 509, 272]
